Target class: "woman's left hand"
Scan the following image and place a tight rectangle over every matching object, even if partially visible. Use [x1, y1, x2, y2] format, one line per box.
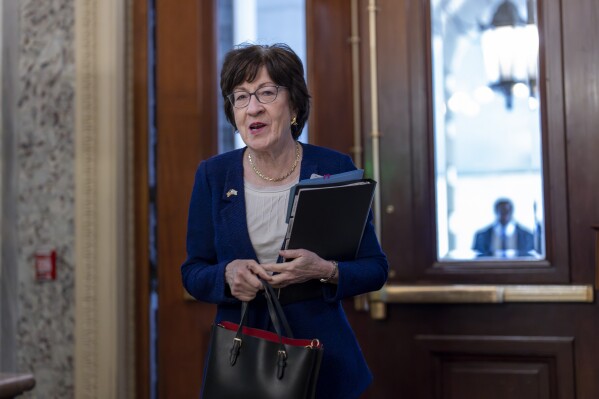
[261, 248, 334, 288]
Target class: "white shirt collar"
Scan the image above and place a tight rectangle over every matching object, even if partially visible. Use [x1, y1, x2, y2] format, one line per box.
[493, 221, 516, 236]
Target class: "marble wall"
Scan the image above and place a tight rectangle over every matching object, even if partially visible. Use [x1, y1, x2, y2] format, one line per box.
[2, 0, 76, 397]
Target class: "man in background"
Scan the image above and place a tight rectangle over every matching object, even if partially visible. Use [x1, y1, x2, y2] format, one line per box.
[472, 198, 535, 258]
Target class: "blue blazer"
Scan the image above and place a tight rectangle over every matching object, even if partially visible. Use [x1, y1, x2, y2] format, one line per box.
[472, 223, 535, 257]
[182, 143, 389, 399]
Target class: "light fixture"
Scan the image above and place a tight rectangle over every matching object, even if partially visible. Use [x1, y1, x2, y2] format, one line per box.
[480, 0, 539, 110]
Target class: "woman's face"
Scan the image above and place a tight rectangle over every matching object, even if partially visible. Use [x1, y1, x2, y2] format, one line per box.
[233, 66, 294, 153]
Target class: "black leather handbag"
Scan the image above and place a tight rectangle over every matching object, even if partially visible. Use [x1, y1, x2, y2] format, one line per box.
[202, 281, 323, 399]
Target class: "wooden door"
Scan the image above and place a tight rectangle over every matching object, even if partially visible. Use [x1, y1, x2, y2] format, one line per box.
[135, 1, 219, 398]
[339, 0, 599, 398]
[135, 0, 599, 398]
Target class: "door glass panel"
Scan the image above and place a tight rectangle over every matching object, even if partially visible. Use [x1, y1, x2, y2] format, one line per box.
[431, 0, 545, 261]
[216, 0, 307, 153]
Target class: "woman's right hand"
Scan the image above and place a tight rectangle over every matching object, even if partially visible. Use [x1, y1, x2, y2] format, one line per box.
[225, 260, 272, 301]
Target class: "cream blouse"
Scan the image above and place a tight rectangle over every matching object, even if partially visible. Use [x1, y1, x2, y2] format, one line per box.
[244, 179, 298, 264]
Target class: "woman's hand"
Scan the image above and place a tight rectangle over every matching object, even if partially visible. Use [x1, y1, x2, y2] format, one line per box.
[225, 260, 272, 301]
[261, 249, 336, 289]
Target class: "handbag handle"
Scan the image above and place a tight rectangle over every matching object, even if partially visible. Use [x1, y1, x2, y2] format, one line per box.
[230, 280, 294, 378]
[262, 279, 294, 337]
[236, 279, 294, 338]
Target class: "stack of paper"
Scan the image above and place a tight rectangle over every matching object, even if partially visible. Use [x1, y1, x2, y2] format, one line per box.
[284, 169, 376, 261]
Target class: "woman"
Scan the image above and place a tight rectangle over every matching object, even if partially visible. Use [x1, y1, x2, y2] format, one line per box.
[181, 43, 388, 399]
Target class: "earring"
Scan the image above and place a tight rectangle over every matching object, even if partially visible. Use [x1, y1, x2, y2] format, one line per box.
[291, 116, 298, 126]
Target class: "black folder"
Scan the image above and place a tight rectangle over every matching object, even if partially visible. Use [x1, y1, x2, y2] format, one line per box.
[283, 178, 377, 261]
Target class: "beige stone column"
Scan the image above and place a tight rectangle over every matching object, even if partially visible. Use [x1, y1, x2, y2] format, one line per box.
[74, 0, 134, 397]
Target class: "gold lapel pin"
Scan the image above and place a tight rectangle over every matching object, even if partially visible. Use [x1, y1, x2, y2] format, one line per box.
[226, 189, 238, 198]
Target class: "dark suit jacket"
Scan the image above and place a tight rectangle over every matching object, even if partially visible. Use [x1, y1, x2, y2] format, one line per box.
[181, 143, 389, 399]
[472, 223, 535, 257]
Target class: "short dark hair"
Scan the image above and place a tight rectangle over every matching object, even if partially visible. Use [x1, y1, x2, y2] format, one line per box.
[220, 43, 310, 139]
[494, 198, 514, 212]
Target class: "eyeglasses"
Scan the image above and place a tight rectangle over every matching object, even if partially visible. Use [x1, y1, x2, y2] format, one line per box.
[227, 85, 286, 108]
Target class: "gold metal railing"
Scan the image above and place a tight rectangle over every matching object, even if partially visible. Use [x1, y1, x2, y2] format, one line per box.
[367, 284, 594, 319]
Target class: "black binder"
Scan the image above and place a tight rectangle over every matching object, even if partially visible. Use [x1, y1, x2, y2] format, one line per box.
[283, 178, 377, 261]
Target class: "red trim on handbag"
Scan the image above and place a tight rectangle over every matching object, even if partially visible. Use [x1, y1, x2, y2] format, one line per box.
[218, 321, 323, 348]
